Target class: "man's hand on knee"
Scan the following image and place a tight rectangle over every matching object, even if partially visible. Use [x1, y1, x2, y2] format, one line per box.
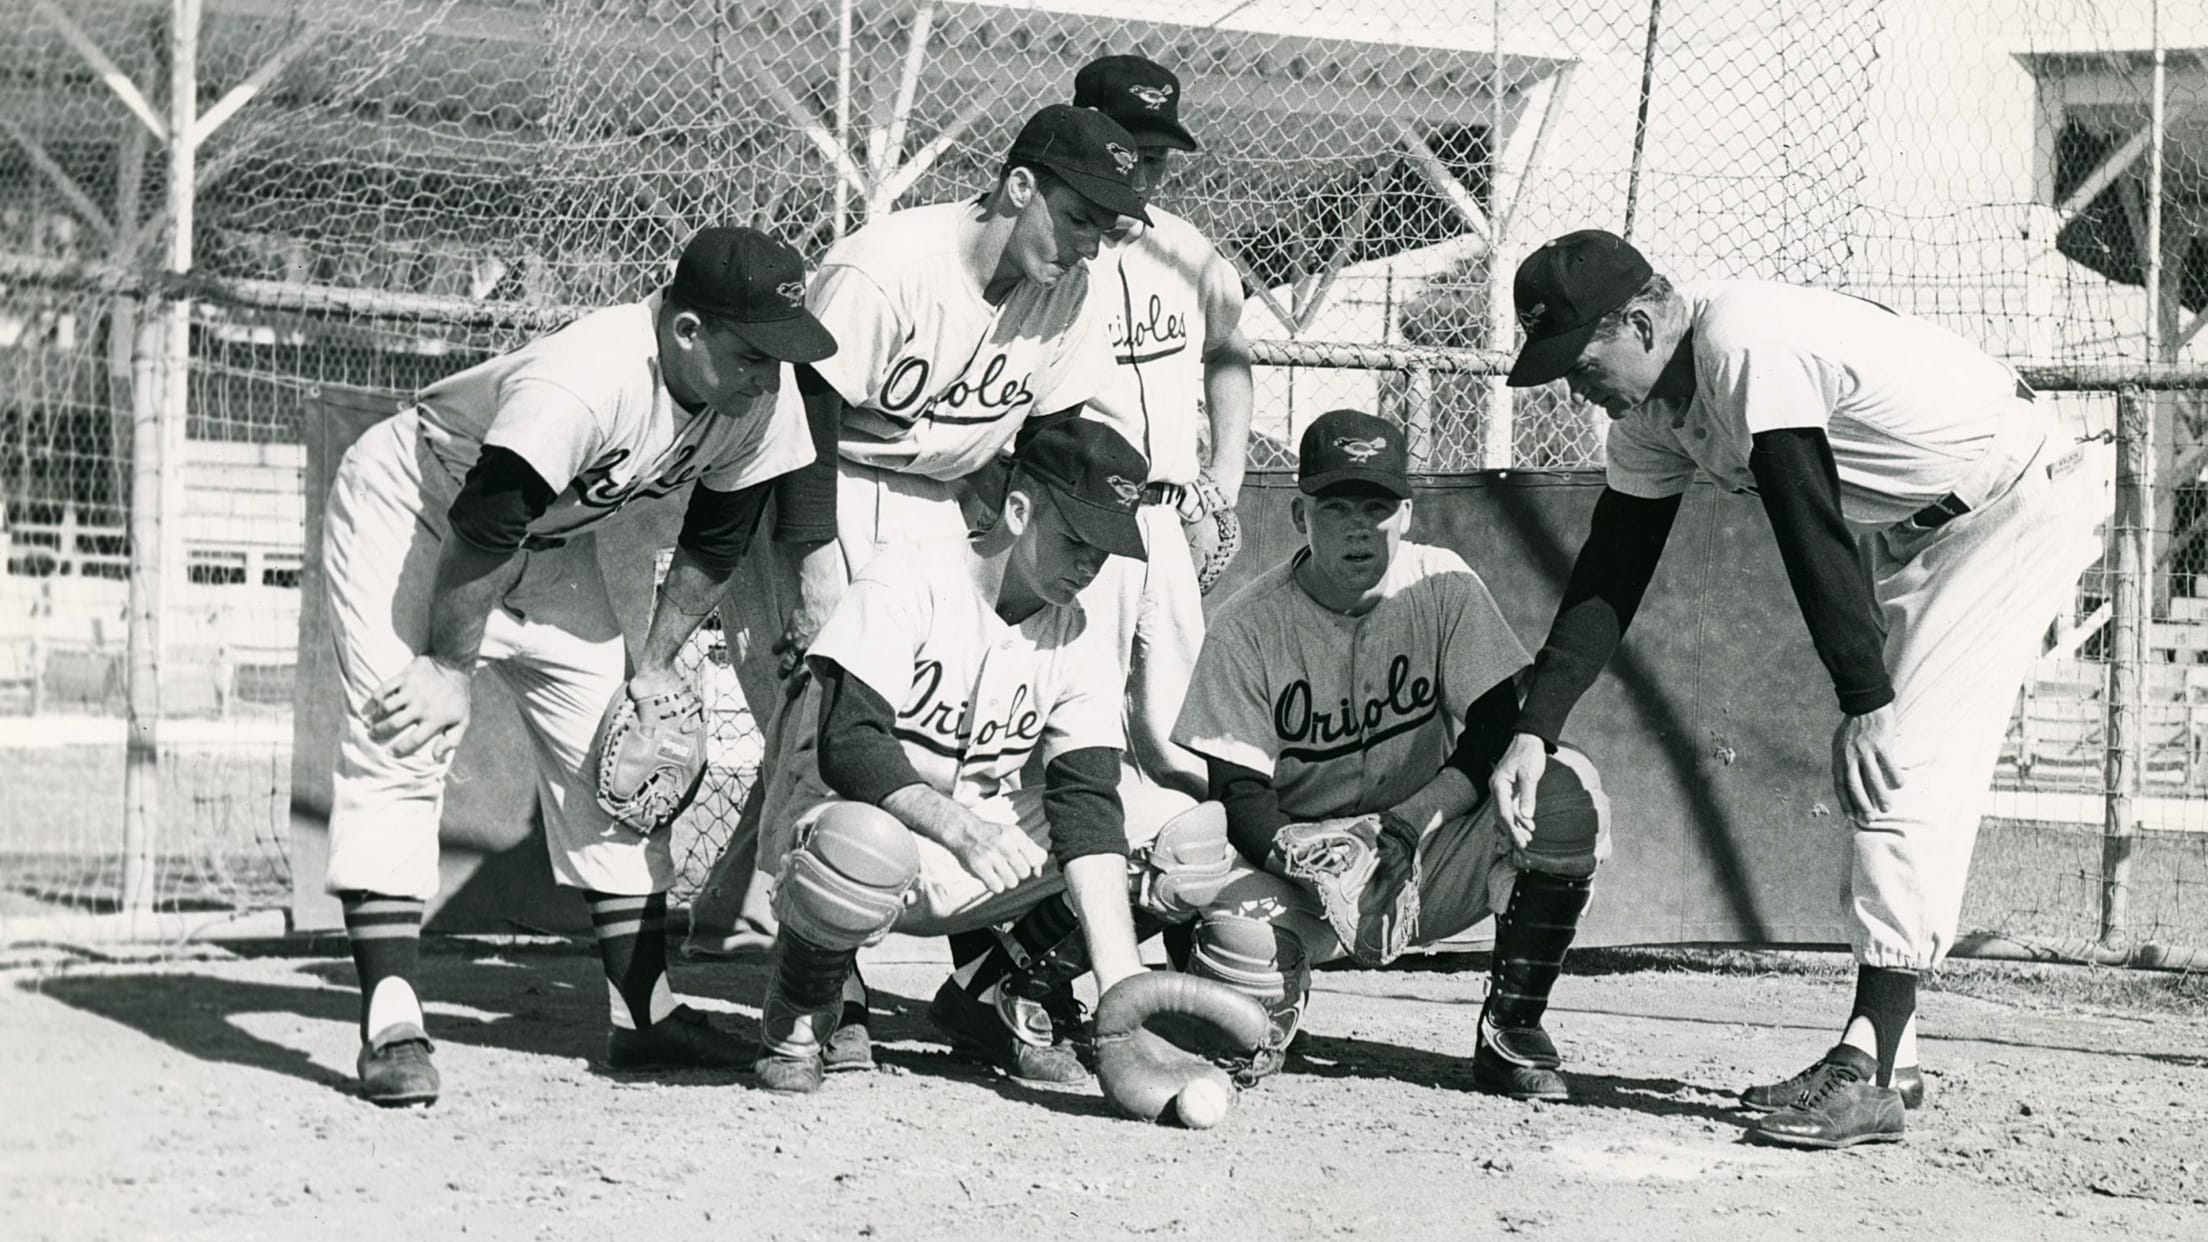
[1490, 733, 1549, 850]
[951, 818, 1047, 894]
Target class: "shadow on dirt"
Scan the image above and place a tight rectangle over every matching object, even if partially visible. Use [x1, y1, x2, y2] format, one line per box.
[1288, 1027, 1750, 1127]
[18, 948, 778, 1102]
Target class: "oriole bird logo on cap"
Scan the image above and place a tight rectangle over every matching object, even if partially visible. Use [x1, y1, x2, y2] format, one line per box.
[777, 280, 805, 307]
[1333, 435, 1388, 462]
[1107, 475, 1143, 509]
[1107, 143, 1137, 175]
[1128, 84, 1174, 110]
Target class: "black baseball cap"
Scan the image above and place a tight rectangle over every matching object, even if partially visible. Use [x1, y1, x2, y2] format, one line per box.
[1298, 410, 1412, 500]
[1073, 55, 1199, 152]
[665, 226, 838, 364]
[1013, 416, 1150, 560]
[1006, 104, 1154, 226]
[1505, 228, 1655, 387]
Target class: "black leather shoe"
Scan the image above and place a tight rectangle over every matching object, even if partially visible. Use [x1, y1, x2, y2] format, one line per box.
[928, 979, 1087, 1086]
[358, 1023, 440, 1108]
[1750, 1045, 1906, 1149]
[1470, 1014, 1569, 1103]
[606, 1005, 748, 1071]
[1741, 1045, 1927, 1112]
[821, 999, 874, 1074]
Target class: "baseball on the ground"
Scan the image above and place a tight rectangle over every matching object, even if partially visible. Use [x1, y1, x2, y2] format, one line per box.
[1174, 1077, 1231, 1130]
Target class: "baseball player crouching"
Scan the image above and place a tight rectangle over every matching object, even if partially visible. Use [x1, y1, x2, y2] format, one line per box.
[683, 102, 1147, 962]
[1163, 409, 1613, 1100]
[746, 418, 1201, 1093]
[321, 227, 836, 1106]
[1492, 230, 2100, 1147]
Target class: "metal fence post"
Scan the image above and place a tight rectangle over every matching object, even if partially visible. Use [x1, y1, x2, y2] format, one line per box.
[2102, 385, 2150, 948]
[1405, 362, 1434, 470]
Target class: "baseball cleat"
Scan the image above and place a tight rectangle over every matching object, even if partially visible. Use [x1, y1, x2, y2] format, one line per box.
[681, 919, 777, 960]
[754, 1049, 826, 1094]
[821, 1000, 875, 1074]
[927, 979, 1088, 1086]
[357, 1022, 440, 1108]
[1740, 1045, 1927, 1112]
[1470, 1014, 1570, 1103]
[1041, 982, 1096, 1070]
[606, 1005, 748, 1071]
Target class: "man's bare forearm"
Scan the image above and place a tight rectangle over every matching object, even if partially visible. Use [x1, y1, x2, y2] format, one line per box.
[1202, 330, 1255, 496]
[426, 539, 526, 671]
[1062, 852, 1143, 992]
[881, 783, 986, 855]
[636, 545, 730, 681]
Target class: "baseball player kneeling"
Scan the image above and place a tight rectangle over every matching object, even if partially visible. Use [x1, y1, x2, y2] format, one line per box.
[749, 418, 1184, 1094]
[1165, 409, 1613, 1102]
[321, 227, 836, 1107]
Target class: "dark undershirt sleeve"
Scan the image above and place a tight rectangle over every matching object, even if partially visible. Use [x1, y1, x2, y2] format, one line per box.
[676, 482, 771, 577]
[1042, 746, 1128, 863]
[772, 364, 842, 545]
[1207, 758, 1292, 868]
[1514, 487, 1682, 743]
[1444, 678, 1527, 792]
[810, 656, 924, 806]
[447, 445, 557, 554]
[1748, 427, 1894, 715]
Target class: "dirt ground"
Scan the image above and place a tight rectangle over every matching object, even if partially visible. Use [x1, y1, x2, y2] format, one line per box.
[4, 940, 2205, 1242]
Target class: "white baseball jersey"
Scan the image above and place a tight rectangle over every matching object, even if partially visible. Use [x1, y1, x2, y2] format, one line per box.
[807, 201, 1111, 483]
[1086, 207, 1242, 485]
[1175, 542, 1529, 819]
[407, 293, 814, 541]
[786, 537, 1124, 809]
[1607, 280, 2038, 532]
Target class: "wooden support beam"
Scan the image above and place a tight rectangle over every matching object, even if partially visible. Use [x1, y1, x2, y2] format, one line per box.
[33, 0, 169, 142]
[1394, 119, 1491, 243]
[189, 15, 337, 149]
[0, 116, 117, 242]
[2059, 106, 2200, 216]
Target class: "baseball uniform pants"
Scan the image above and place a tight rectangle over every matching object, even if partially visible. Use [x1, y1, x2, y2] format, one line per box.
[1851, 419, 2100, 970]
[321, 415, 671, 902]
[777, 779, 1196, 937]
[1197, 745, 1610, 964]
[1080, 501, 1209, 797]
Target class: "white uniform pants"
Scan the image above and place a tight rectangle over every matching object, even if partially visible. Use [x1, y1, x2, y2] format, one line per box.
[321, 416, 670, 902]
[1851, 427, 2100, 969]
[687, 459, 972, 935]
[1078, 502, 1208, 797]
[781, 780, 1197, 937]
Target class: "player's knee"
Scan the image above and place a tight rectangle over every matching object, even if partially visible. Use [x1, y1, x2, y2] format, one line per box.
[1187, 913, 1310, 1078]
[1188, 914, 1309, 1021]
[773, 802, 920, 950]
[1136, 800, 1237, 923]
[1521, 746, 1608, 878]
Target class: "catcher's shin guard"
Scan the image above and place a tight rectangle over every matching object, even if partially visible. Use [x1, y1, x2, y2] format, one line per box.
[1187, 913, 1310, 1084]
[1485, 869, 1593, 1033]
[756, 933, 857, 1093]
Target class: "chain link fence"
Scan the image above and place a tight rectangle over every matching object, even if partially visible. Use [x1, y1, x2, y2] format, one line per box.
[3, 0, 2207, 955]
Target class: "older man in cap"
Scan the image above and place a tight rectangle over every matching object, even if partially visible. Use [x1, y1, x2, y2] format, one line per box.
[1489, 230, 2099, 1147]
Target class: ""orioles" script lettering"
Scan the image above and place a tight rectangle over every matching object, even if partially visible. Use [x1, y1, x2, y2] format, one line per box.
[878, 353, 1036, 426]
[1272, 654, 1436, 746]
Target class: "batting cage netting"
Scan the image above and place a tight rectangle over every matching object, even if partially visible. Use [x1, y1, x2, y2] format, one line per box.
[3, 0, 2206, 962]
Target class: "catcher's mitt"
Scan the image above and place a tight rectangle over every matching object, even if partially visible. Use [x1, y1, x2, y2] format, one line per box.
[1271, 813, 1422, 967]
[1175, 470, 1241, 595]
[1095, 971, 1271, 1126]
[591, 679, 707, 834]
